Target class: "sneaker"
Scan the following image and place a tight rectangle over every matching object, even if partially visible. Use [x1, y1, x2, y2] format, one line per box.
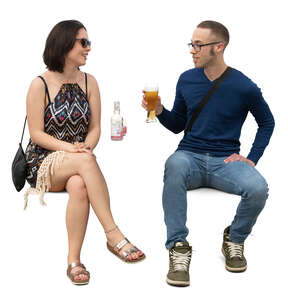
[166, 241, 192, 287]
[222, 226, 247, 272]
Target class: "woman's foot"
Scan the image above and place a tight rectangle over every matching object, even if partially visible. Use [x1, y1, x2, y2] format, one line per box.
[67, 262, 90, 284]
[105, 226, 145, 262]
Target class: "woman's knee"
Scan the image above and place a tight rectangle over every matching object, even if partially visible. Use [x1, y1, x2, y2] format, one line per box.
[76, 153, 97, 170]
[65, 152, 97, 174]
[66, 175, 88, 201]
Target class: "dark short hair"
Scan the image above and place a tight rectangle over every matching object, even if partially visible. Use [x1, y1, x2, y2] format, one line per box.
[197, 20, 229, 49]
[43, 20, 86, 73]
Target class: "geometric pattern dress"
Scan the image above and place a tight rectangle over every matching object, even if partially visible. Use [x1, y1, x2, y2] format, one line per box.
[24, 73, 91, 209]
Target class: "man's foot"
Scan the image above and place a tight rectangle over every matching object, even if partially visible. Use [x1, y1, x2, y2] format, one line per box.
[166, 241, 192, 287]
[105, 225, 144, 262]
[222, 226, 247, 272]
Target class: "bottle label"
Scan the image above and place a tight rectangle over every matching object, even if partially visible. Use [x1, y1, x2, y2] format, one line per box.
[111, 120, 123, 138]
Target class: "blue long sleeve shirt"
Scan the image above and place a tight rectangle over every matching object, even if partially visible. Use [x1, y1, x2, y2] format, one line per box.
[157, 67, 275, 165]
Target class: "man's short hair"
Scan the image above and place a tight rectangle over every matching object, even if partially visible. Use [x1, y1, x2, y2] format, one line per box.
[197, 20, 229, 49]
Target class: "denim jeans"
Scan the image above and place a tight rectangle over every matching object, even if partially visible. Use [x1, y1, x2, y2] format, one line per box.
[163, 150, 269, 249]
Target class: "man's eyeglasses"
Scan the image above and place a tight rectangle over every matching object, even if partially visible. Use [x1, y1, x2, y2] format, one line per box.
[187, 41, 222, 52]
[76, 38, 91, 48]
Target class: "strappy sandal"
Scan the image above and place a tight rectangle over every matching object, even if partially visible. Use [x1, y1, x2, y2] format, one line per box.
[107, 238, 146, 263]
[67, 262, 90, 285]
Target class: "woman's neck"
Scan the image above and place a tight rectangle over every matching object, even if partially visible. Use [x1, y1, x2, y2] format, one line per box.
[54, 64, 81, 83]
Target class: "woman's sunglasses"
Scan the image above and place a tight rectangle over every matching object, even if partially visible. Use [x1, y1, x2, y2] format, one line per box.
[75, 38, 91, 48]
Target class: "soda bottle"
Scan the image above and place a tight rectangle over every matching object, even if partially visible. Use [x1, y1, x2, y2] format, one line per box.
[111, 101, 123, 141]
[122, 119, 127, 136]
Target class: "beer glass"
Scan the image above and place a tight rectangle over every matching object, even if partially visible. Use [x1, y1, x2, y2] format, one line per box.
[144, 83, 158, 123]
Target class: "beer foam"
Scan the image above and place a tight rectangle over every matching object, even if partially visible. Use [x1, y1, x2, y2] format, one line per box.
[144, 84, 159, 92]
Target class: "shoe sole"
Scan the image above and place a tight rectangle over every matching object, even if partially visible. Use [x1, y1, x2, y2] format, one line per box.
[67, 276, 89, 285]
[72, 281, 89, 285]
[107, 243, 146, 263]
[166, 277, 190, 287]
[221, 248, 247, 273]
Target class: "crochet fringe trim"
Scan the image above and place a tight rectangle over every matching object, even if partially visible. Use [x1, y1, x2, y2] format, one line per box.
[24, 151, 66, 210]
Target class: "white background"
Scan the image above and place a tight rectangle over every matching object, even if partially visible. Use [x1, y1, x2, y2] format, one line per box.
[0, 0, 287, 299]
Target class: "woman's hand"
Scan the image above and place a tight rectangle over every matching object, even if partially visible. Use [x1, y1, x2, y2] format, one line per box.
[75, 142, 95, 157]
[74, 142, 90, 150]
[65, 142, 95, 157]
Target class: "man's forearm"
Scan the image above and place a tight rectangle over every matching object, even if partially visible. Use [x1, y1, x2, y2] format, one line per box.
[247, 117, 275, 165]
[157, 106, 186, 134]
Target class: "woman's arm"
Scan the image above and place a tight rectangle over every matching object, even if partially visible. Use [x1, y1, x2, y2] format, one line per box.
[26, 77, 74, 152]
[83, 74, 101, 150]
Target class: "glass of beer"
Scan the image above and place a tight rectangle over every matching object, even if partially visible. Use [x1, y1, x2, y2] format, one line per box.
[144, 83, 158, 123]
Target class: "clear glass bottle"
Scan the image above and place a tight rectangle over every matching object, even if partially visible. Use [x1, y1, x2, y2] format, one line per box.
[122, 119, 127, 136]
[111, 101, 123, 140]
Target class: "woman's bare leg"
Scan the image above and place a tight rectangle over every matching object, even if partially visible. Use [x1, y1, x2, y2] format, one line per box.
[50, 152, 142, 260]
[65, 175, 90, 281]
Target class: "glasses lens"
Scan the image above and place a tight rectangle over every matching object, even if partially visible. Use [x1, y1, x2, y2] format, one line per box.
[81, 39, 86, 47]
[195, 45, 201, 52]
[188, 43, 200, 52]
[80, 39, 91, 48]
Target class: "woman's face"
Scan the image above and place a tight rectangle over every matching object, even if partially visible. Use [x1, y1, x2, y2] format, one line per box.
[65, 28, 91, 68]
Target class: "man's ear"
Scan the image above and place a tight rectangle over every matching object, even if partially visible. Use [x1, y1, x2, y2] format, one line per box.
[217, 42, 226, 53]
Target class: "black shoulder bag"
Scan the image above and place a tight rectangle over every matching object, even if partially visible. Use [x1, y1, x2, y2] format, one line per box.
[11, 76, 48, 192]
[12, 117, 27, 191]
[184, 66, 232, 136]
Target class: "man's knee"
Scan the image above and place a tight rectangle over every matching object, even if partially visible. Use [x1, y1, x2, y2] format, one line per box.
[164, 152, 190, 182]
[242, 176, 269, 209]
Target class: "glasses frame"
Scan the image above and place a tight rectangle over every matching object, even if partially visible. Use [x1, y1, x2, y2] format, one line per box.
[75, 38, 91, 48]
[187, 41, 222, 52]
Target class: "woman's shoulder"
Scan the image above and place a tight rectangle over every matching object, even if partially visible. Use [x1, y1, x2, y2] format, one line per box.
[28, 72, 49, 92]
[26, 73, 47, 104]
[29, 71, 49, 87]
[83, 72, 100, 100]
[84, 72, 99, 87]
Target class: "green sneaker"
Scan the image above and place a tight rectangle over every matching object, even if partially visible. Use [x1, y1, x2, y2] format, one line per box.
[166, 241, 192, 287]
[222, 226, 247, 272]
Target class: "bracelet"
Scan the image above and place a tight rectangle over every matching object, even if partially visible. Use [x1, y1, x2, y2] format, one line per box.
[105, 225, 118, 234]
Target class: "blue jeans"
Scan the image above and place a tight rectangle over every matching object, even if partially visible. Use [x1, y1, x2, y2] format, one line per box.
[163, 150, 269, 249]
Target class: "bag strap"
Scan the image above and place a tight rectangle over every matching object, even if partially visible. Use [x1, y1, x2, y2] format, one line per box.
[19, 76, 50, 145]
[38, 76, 51, 104]
[184, 66, 232, 136]
[85, 72, 88, 97]
[20, 116, 27, 145]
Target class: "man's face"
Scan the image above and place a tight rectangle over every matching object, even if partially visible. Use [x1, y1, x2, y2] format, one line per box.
[190, 28, 221, 68]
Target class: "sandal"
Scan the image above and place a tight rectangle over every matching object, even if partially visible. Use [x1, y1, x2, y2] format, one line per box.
[107, 238, 146, 263]
[67, 262, 90, 285]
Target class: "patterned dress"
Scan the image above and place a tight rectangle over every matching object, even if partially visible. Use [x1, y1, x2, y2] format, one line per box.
[24, 74, 91, 209]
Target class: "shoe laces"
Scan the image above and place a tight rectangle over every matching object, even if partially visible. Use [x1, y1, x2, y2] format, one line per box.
[170, 249, 191, 271]
[226, 241, 244, 258]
